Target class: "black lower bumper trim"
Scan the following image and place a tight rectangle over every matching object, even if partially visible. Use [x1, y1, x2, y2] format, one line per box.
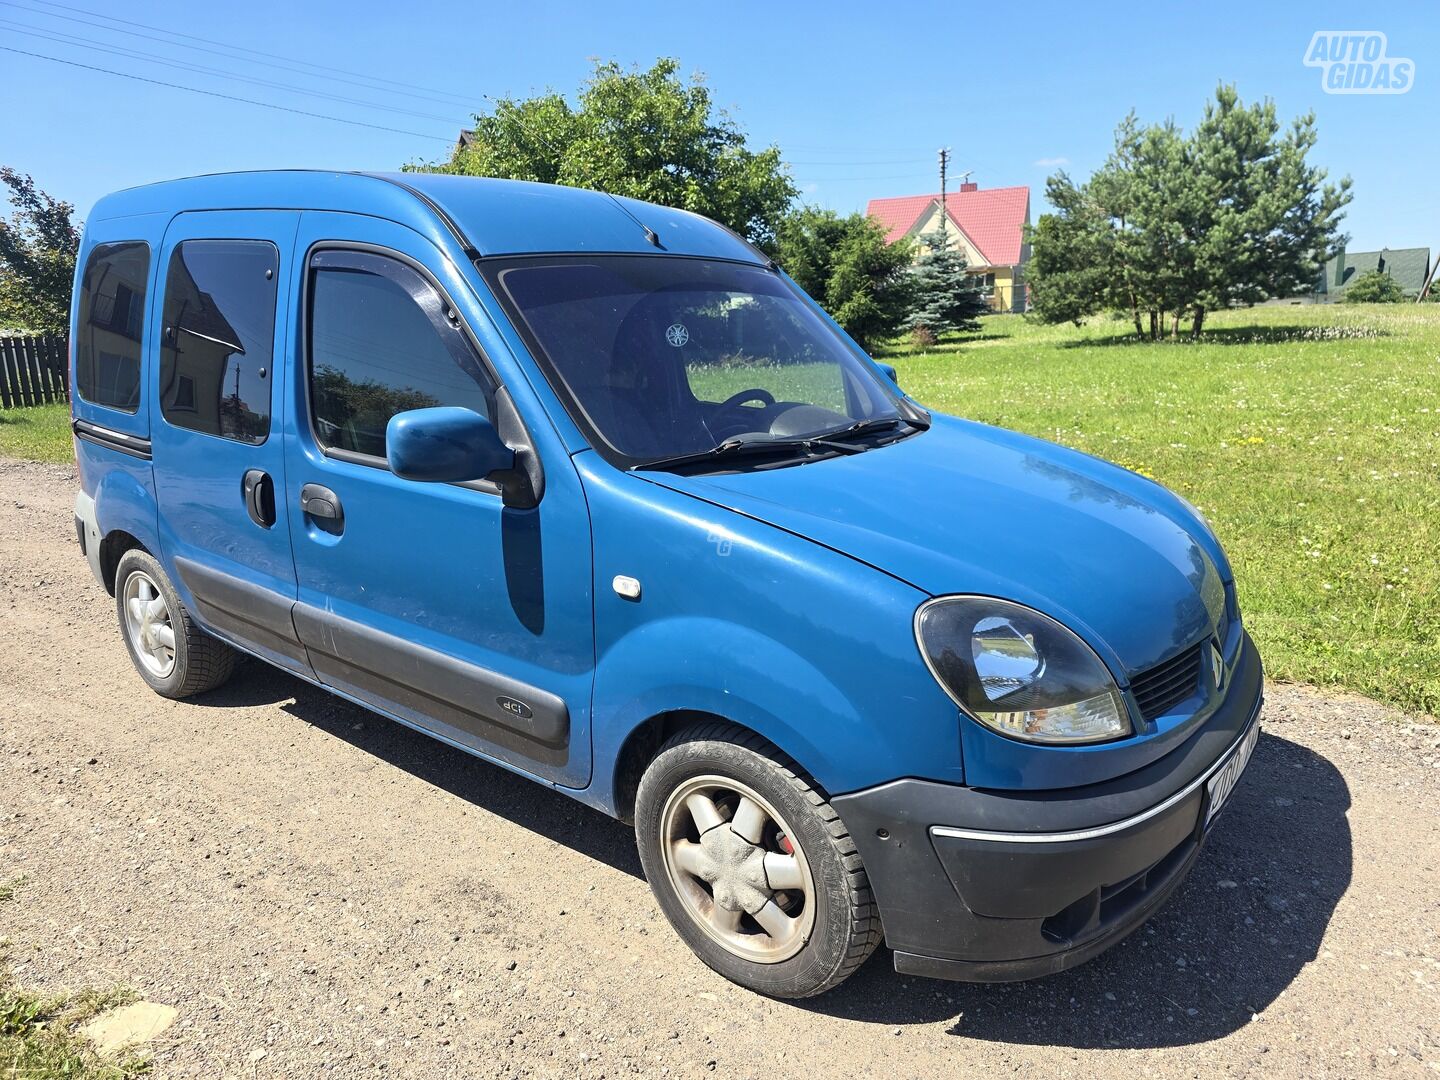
[893, 826, 1205, 983]
[834, 632, 1263, 982]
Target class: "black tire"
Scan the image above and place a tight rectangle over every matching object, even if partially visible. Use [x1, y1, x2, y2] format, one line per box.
[635, 723, 882, 997]
[114, 549, 238, 699]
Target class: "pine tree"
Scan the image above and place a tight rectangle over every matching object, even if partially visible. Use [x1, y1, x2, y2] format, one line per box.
[901, 232, 991, 342]
[1025, 87, 1352, 338]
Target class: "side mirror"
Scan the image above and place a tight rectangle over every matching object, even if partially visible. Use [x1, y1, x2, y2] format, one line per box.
[876, 362, 899, 388]
[386, 407, 514, 484]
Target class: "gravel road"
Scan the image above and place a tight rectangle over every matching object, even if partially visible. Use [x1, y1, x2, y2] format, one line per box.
[1, 458, 1437, 1078]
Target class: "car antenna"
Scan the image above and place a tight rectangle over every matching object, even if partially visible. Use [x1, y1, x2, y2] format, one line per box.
[607, 194, 664, 249]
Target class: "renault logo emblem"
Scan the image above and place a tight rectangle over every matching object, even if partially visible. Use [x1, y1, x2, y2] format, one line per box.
[1210, 643, 1225, 690]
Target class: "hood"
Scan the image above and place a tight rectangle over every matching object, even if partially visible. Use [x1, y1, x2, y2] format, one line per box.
[638, 416, 1229, 679]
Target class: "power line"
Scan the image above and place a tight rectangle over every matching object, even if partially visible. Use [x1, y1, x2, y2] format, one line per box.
[0, 18, 467, 124]
[791, 171, 936, 182]
[10, 0, 476, 104]
[780, 144, 936, 156]
[0, 0, 477, 109]
[0, 45, 453, 142]
[786, 158, 934, 166]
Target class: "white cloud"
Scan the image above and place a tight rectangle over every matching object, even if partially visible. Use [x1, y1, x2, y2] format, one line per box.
[1033, 156, 1069, 168]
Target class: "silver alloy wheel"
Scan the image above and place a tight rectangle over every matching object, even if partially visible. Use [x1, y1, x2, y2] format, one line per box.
[122, 569, 177, 678]
[658, 774, 817, 964]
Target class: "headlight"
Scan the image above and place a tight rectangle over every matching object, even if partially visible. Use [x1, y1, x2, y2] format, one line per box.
[915, 596, 1130, 744]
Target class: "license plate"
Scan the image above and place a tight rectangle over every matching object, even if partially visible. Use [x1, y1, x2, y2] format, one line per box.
[1205, 720, 1258, 827]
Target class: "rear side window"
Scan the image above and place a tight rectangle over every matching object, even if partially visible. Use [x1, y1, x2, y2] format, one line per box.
[159, 240, 279, 444]
[307, 250, 491, 461]
[76, 242, 150, 412]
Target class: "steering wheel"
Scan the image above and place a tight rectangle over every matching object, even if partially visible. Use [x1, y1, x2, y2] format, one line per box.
[716, 387, 776, 416]
[711, 387, 777, 437]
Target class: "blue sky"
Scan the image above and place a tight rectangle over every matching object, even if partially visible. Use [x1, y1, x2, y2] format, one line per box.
[1, 1, 1434, 250]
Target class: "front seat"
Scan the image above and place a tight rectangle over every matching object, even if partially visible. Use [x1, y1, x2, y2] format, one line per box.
[600, 294, 715, 460]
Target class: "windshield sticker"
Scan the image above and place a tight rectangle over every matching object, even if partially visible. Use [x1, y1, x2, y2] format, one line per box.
[665, 323, 690, 347]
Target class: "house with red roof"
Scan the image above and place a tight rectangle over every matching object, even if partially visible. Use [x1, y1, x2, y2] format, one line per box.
[866, 183, 1031, 312]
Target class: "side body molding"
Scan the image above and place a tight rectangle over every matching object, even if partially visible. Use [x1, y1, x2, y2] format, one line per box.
[291, 602, 571, 764]
[173, 556, 310, 671]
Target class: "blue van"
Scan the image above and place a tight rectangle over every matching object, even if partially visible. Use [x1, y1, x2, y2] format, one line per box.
[70, 171, 1261, 997]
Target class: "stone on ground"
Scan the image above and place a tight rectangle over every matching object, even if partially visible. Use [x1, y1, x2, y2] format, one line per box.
[80, 1001, 177, 1056]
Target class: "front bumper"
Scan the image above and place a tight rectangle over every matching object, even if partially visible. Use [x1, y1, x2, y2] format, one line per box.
[833, 631, 1263, 982]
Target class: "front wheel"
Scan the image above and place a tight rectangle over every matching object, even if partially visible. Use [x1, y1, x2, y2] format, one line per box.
[634, 723, 882, 997]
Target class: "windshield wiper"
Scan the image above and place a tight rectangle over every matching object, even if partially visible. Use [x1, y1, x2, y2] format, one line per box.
[634, 416, 928, 473]
[635, 433, 857, 473]
[815, 415, 927, 443]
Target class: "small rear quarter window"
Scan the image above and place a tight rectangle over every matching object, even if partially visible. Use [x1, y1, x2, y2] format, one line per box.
[76, 241, 151, 413]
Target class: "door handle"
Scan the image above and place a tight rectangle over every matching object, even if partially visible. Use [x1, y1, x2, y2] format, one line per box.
[299, 483, 344, 530]
[242, 469, 276, 528]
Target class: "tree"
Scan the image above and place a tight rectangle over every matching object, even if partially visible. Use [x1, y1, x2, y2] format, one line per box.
[411, 59, 796, 250]
[1026, 188, 1113, 327]
[1344, 269, 1406, 303]
[1025, 86, 1352, 339]
[901, 232, 990, 340]
[1024, 116, 1195, 338]
[772, 208, 913, 351]
[1185, 86, 1352, 332]
[0, 168, 80, 334]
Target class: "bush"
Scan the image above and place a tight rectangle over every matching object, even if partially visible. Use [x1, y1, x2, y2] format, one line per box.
[1344, 270, 1406, 304]
[772, 208, 913, 351]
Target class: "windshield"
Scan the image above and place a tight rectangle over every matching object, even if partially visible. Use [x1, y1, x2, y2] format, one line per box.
[488, 256, 906, 468]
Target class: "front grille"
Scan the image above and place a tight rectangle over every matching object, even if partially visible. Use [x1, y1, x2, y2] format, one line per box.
[1130, 642, 1205, 721]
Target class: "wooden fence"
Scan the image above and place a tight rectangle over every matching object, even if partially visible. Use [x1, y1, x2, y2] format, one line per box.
[0, 335, 69, 407]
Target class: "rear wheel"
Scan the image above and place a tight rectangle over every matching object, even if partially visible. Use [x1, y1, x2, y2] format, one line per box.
[115, 549, 237, 699]
[635, 723, 882, 997]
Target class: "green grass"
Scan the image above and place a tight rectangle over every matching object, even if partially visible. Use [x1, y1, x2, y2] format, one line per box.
[1, 882, 148, 1078]
[880, 303, 1440, 716]
[0, 975, 149, 1079]
[0, 403, 72, 464]
[688, 361, 847, 413]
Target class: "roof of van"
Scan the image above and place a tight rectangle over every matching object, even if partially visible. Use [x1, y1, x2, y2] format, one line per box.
[86, 170, 768, 265]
